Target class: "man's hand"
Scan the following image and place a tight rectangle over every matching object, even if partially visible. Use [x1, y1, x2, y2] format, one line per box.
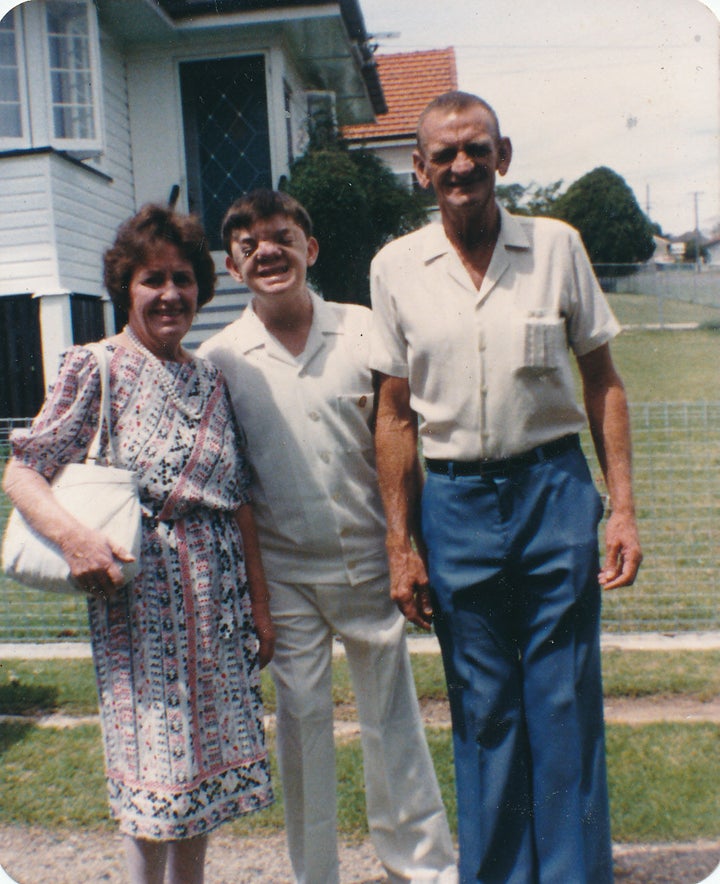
[599, 510, 643, 590]
[388, 545, 433, 630]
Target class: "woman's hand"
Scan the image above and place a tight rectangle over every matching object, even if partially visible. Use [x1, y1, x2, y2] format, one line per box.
[234, 503, 275, 668]
[251, 597, 275, 669]
[3, 458, 133, 601]
[60, 525, 135, 599]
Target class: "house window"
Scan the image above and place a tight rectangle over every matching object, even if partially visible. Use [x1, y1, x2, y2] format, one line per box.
[46, 0, 96, 141]
[306, 91, 336, 144]
[0, 10, 26, 142]
[0, 0, 102, 154]
[71, 294, 105, 344]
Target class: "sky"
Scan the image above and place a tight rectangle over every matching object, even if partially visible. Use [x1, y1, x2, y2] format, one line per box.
[357, 0, 720, 237]
[2, 0, 717, 236]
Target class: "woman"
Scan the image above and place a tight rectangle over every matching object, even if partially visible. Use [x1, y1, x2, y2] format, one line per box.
[3, 205, 274, 884]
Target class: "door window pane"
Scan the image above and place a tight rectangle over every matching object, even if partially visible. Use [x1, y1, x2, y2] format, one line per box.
[181, 56, 271, 249]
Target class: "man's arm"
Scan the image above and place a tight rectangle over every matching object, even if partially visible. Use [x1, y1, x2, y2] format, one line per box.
[577, 343, 643, 589]
[374, 373, 433, 629]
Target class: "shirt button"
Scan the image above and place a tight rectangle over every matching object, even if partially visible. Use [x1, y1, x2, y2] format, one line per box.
[319, 451, 330, 463]
[309, 411, 321, 421]
[358, 395, 367, 408]
[339, 527, 350, 538]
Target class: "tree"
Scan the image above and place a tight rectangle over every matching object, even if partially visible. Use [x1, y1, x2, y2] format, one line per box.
[284, 136, 428, 305]
[550, 167, 655, 269]
[496, 180, 563, 216]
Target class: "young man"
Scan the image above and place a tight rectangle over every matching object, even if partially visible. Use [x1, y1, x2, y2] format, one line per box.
[198, 189, 457, 884]
[370, 92, 642, 883]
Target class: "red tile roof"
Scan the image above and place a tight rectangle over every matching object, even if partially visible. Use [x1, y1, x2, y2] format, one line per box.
[342, 48, 458, 142]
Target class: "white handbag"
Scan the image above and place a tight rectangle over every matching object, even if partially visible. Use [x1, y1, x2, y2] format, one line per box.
[2, 342, 142, 594]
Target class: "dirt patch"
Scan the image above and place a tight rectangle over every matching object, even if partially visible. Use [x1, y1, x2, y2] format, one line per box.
[604, 696, 720, 724]
[1, 826, 719, 884]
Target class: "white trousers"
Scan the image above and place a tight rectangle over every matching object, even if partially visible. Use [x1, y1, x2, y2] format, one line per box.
[268, 575, 458, 884]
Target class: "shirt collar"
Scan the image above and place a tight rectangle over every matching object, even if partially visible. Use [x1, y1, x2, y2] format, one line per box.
[234, 288, 343, 358]
[420, 202, 531, 264]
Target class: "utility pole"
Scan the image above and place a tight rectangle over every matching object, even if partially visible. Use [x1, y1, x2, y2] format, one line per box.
[691, 191, 703, 273]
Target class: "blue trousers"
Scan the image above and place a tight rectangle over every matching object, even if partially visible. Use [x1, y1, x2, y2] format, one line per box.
[422, 446, 613, 884]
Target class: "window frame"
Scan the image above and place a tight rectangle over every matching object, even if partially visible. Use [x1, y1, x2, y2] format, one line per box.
[41, 0, 103, 156]
[0, 0, 103, 157]
[0, 8, 31, 149]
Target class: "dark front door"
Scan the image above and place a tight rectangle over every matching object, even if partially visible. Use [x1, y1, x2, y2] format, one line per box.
[180, 56, 272, 249]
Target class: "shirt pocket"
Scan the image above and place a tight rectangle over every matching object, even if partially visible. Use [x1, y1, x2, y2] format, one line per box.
[513, 311, 567, 375]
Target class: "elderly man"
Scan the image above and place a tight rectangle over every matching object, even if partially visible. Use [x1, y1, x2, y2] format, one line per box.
[370, 91, 642, 883]
[199, 189, 457, 884]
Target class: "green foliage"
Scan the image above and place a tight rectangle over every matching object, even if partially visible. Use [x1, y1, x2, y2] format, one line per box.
[284, 141, 427, 305]
[551, 166, 655, 269]
[495, 179, 564, 216]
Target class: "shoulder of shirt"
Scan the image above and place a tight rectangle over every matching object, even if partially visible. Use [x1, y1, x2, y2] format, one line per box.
[501, 207, 581, 245]
[310, 291, 371, 335]
[372, 223, 436, 263]
[197, 309, 253, 358]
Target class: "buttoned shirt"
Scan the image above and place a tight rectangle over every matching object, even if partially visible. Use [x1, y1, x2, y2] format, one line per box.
[199, 293, 387, 586]
[369, 206, 620, 460]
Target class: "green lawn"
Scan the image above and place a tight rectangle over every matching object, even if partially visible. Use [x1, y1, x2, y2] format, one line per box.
[1, 651, 719, 842]
[5, 651, 720, 719]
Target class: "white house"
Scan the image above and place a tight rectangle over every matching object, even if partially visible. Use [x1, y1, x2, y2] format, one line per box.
[0, 0, 385, 418]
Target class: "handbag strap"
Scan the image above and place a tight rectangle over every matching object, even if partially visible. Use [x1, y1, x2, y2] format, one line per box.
[85, 342, 115, 466]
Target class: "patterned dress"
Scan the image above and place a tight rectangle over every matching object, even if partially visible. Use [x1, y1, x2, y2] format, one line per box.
[11, 342, 273, 840]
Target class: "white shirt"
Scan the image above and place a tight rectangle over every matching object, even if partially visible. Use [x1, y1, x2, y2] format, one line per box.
[199, 293, 387, 586]
[369, 206, 620, 460]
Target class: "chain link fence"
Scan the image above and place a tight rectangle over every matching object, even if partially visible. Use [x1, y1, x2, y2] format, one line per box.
[1, 403, 719, 641]
[593, 264, 720, 319]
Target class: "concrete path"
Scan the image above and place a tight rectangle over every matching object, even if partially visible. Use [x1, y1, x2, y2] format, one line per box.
[2, 631, 720, 659]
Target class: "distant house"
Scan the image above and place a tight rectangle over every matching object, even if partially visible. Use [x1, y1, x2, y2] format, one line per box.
[0, 0, 385, 418]
[651, 234, 674, 265]
[670, 230, 711, 263]
[705, 238, 720, 266]
[341, 47, 457, 211]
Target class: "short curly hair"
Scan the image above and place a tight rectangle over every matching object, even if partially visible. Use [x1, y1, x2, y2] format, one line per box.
[103, 204, 216, 314]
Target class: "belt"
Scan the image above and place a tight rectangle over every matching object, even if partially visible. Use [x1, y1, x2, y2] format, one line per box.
[425, 434, 581, 478]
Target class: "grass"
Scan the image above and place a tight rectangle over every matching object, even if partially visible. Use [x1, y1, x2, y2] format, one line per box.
[606, 292, 720, 328]
[2, 718, 718, 843]
[609, 328, 720, 403]
[1, 651, 720, 841]
[4, 651, 720, 718]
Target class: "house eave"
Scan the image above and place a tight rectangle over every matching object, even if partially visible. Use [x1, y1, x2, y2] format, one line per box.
[95, 0, 385, 124]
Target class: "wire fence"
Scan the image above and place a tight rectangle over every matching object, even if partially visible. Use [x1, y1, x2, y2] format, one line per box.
[1, 403, 719, 641]
[594, 264, 720, 318]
